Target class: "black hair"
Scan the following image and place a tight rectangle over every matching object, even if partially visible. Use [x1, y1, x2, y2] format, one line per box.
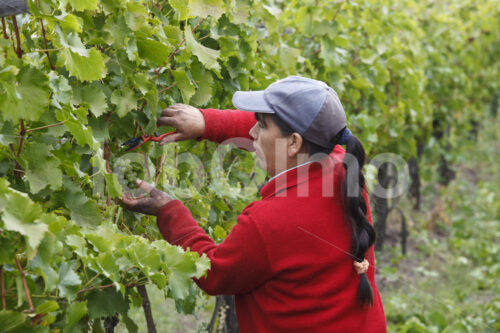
[255, 112, 376, 307]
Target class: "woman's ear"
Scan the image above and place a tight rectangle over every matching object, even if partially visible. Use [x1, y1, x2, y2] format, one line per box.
[287, 133, 303, 157]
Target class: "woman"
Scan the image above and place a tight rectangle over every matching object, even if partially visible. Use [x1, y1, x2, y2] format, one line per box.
[122, 76, 387, 332]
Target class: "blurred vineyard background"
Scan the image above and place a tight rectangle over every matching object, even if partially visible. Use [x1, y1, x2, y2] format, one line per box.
[0, 0, 498, 332]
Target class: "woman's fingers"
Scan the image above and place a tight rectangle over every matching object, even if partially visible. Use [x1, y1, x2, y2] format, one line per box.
[121, 193, 137, 208]
[121, 181, 172, 216]
[136, 179, 154, 194]
[161, 105, 181, 117]
[159, 132, 184, 145]
[157, 116, 177, 128]
[157, 103, 205, 143]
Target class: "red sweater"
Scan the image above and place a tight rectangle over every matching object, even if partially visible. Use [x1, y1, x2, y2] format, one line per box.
[157, 109, 387, 332]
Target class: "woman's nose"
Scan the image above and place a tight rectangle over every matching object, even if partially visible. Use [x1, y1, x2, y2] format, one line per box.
[249, 123, 258, 140]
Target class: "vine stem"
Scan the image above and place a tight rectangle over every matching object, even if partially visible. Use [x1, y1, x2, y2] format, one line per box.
[12, 15, 25, 179]
[158, 82, 176, 94]
[26, 47, 63, 53]
[77, 281, 140, 294]
[104, 114, 112, 205]
[39, 20, 55, 70]
[155, 153, 165, 184]
[13, 120, 25, 179]
[16, 120, 25, 157]
[1, 266, 6, 310]
[14, 256, 34, 312]
[35, 0, 54, 70]
[1, 17, 7, 58]
[1, 17, 7, 38]
[26, 120, 67, 133]
[82, 273, 101, 289]
[11, 16, 22, 58]
[137, 285, 157, 333]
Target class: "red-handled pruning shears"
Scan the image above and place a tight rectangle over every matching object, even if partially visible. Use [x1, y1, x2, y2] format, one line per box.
[121, 131, 176, 151]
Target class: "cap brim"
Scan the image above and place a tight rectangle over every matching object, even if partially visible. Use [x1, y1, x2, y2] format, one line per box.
[232, 91, 275, 113]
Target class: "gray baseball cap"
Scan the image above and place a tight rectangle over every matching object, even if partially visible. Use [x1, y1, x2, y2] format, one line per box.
[232, 76, 347, 149]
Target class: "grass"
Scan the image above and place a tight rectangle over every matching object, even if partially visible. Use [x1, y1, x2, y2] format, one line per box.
[378, 114, 500, 332]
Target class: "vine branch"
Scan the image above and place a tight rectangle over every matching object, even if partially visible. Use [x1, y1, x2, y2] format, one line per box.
[137, 285, 157, 333]
[11, 16, 22, 58]
[1, 266, 6, 310]
[1, 17, 7, 39]
[39, 19, 55, 70]
[1, 17, 7, 59]
[14, 256, 34, 312]
[77, 281, 140, 295]
[158, 82, 176, 94]
[13, 120, 25, 179]
[26, 120, 67, 133]
[155, 153, 165, 184]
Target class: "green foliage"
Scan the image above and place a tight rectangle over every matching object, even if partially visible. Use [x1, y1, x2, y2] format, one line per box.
[379, 116, 500, 332]
[0, 0, 498, 331]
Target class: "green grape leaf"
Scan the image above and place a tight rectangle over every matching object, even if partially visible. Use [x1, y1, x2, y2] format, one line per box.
[162, 245, 200, 299]
[169, 0, 188, 20]
[30, 232, 60, 291]
[129, 241, 161, 273]
[104, 16, 129, 48]
[0, 66, 50, 123]
[0, 310, 27, 332]
[68, 0, 98, 11]
[172, 70, 195, 104]
[87, 289, 129, 319]
[65, 234, 87, 258]
[58, 13, 83, 33]
[62, 48, 106, 82]
[137, 38, 172, 66]
[82, 85, 108, 117]
[351, 77, 373, 89]
[64, 301, 87, 332]
[122, 312, 139, 333]
[185, 28, 221, 75]
[1, 192, 47, 252]
[191, 70, 213, 106]
[164, 25, 183, 45]
[0, 236, 15, 265]
[125, 1, 148, 31]
[188, 0, 224, 19]
[195, 254, 210, 278]
[104, 173, 123, 198]
[22, 143, 63, 193]
[26, 157, 63, 193]
[279, 44, 300, 70]
[49, 71, 73, 109]
[111, 87, 137, 118]
[36, 300, 60, 314]
[94, 252, 120, 281]
[65, 118, 97, 149]
[64, 179, 102, 227]
[58, 262, 82, 301]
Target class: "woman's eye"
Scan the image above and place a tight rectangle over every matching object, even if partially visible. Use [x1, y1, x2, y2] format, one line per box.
[258, 122, 265, 129]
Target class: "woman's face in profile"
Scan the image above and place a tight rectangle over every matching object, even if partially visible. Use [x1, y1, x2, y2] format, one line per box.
[249, 114, 288, 177]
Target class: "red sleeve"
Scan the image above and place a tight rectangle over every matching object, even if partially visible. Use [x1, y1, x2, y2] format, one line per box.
[199, 108, 256, 144]
[156, 200, 272, 295]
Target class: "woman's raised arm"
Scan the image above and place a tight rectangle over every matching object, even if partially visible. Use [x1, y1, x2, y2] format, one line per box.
[157, 104, 256, 149]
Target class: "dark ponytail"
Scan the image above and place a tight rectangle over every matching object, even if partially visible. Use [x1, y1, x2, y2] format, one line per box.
[341, 133, 376, 308]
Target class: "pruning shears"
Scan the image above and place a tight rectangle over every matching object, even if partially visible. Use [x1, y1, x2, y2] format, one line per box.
[121, 131, 176, 151]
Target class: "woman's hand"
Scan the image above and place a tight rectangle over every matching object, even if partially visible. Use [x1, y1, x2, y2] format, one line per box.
[156, 104, 205, 144]
[121, 180, 173, 216]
